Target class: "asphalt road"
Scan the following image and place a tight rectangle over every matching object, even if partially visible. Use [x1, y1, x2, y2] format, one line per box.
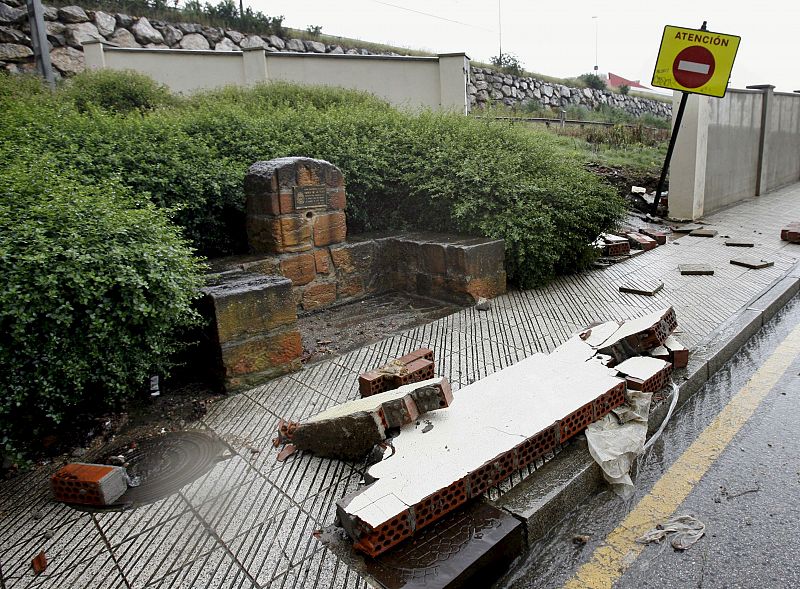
[501, 294, 800, 589]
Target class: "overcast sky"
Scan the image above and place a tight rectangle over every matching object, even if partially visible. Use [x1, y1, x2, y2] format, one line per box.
[254, 0, 799, 93]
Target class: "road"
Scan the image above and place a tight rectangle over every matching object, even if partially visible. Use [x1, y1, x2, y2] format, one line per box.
[501, 294, 800, 589]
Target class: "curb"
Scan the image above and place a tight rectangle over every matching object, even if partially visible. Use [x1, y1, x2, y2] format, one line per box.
[491, 261, 800, 546]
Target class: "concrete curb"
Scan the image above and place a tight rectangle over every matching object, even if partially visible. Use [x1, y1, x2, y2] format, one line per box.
[491, 262, 800, 546]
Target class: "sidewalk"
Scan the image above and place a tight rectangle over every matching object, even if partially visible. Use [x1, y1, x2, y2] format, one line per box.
[1, 183, 798, 589]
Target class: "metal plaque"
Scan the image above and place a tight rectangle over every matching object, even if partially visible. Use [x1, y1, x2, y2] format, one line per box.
[293, 185, 328, 209]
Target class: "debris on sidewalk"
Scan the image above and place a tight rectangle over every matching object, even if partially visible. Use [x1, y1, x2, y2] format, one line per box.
[679, 264, 714, 276]
[640, 228, 668, 245]
[619, 280, 664, 296]
[475, 297, 492, 311]
[689, 228, 718, 238]
[626, 232, 658, 251]
[597, 233, 631, 257]
[637, 514, 706, 550]
[730, 257, 774, 269]
[614, 357, 673, 392]
[50, 463, 128, 506]
[780, 222, 800, 243]
[336, 308, 680, 557]
[358, 348, 435, 397]
[724, 239, 755, 247]
[649, 336, 689, 369]
[31, 551, 47, 575]
[671, 223, 705, 234]
[274, 377, 453, 461]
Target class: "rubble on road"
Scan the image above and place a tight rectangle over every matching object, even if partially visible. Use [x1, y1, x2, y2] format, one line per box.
[50, 463, 128, 506]
[274, 377, 453, 461]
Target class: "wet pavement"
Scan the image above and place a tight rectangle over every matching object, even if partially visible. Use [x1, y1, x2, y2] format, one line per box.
[0, 182, 798, 589]
[501, 294, 800, 589]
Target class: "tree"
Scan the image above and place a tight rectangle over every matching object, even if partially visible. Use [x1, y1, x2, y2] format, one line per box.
[490, 53, 524, 76]
[619, 84, 630, 95]
[578, 73, 607, 90]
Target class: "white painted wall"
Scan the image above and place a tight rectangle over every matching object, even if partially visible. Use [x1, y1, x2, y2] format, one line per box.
[669, 87, 800, 220]
[84, 42, 470, 113]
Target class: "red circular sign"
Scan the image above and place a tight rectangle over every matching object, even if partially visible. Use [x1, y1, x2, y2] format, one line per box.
[673, 46, 715, 88]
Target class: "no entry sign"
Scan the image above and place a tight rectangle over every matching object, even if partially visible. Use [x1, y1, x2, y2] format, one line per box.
[652, 25, 740, 97]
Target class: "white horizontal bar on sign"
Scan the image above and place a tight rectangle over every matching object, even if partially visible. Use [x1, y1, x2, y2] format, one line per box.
[677, 60, 711, 75]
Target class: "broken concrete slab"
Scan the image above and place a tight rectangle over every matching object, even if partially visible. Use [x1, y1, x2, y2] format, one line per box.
[619, 280, 664, 296]
[730, 257, 775, 270]
[724, 240, 755, 247]
[276, 377, 452, 461]
[362, 501, 523, 589]
[336, 353, 627, 557]
[679, 264, 714, 276]
[654, 335, 689, 369]
[51, 463, 128, 506]
[594, 307, 678, 364]
[688, 228, 718, 238]
[614, 356, 673, 392]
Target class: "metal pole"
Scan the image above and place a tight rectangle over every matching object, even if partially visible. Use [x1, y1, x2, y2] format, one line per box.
[650, 92, 688, 215]
[593, 16, 598, 71]
[497, 0, 502, 63]
[26, 0, 55, 90]
[650, 20, 708, 216]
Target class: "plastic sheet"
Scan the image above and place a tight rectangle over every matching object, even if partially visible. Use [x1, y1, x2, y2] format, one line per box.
[636, 514, 706, 550]
[585, 390, 652, 498]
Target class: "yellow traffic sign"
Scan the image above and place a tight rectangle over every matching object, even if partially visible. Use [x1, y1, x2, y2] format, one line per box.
[651, 25, 740, 98]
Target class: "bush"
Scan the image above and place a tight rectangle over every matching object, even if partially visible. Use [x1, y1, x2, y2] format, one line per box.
[0, 154, 204, 458]
[619, 84, 630, 95]
[579, 73, 607, 90]
[0, 73, 624, 288]
[490, 53, 524, 76]
[62, 69, 176, 114]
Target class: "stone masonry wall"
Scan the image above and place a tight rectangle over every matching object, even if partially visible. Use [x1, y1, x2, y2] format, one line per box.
[469, 66, 672, 120]
[1, 2, 671, 120]
[0, 2, 415, 77]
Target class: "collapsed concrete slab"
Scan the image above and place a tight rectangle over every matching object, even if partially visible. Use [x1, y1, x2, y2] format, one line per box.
[276, 377, 452, 461]
[335, 307, 679, 557]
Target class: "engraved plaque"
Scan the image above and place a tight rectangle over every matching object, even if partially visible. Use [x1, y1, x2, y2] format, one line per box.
[293, 185, 328, 209]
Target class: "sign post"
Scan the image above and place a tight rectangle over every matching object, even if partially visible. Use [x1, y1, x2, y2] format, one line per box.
[649, 22, 740, 215]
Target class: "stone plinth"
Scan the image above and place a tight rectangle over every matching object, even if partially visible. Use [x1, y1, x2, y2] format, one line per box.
[245, 157, 347, 254]
[200, 272, 302, 391]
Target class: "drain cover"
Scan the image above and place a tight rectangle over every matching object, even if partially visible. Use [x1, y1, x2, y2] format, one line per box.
[91, 431, 226, 509]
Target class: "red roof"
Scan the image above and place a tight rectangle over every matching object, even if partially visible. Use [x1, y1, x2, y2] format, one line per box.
[607, 72, 648, 90]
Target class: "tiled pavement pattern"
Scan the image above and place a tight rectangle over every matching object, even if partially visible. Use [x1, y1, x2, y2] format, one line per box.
[1, 184, 798, 588]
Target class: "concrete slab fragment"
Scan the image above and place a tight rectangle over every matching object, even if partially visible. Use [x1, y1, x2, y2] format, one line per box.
[688, 228, 718, 237]
[619, 280, 664, 296]
[730, 257, 774, 269]
[724, 240, 755, 247]
[671, 224, 704, 233]
[679, 264, 714, 275]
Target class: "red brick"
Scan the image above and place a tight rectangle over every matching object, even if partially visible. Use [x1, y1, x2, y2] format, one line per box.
[626, 232, 657, 251]
[390, 358, 435, 388]
[640, 228, 667, 245]
[359, 370, 388, 397]
[302, 282, 337, 310]
[313, 211, 347, 247]
[51, 463, 127, 506]
[397, 348, 434, 365]
[279, 254, 316, 286]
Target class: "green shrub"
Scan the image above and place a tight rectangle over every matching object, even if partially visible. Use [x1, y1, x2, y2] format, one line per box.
[0, 155, 204, 458]
[579, 73, 607, 90]
[619, 84, 630, 95]
[62, 69, 176, 113]
[0, 73, 624, 287]
[490, 53, 525, 76]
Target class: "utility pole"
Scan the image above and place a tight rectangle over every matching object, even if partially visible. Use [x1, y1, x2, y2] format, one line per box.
[497, 0, 502, 63]
[592, 15, 598, 72]
[26, 0, 55, 90]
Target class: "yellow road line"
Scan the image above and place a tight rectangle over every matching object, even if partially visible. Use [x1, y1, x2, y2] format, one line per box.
[564, 321, 800, 589]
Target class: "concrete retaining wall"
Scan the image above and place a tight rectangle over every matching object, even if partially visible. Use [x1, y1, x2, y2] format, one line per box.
[670, 87, 800, 220]
[84, 42, 469, 112]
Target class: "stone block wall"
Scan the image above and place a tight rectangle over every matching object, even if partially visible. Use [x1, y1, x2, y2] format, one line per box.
[469, 66, 672, 120]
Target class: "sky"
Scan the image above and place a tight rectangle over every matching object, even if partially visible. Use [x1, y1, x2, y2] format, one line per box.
[252, 0, 799, 93]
